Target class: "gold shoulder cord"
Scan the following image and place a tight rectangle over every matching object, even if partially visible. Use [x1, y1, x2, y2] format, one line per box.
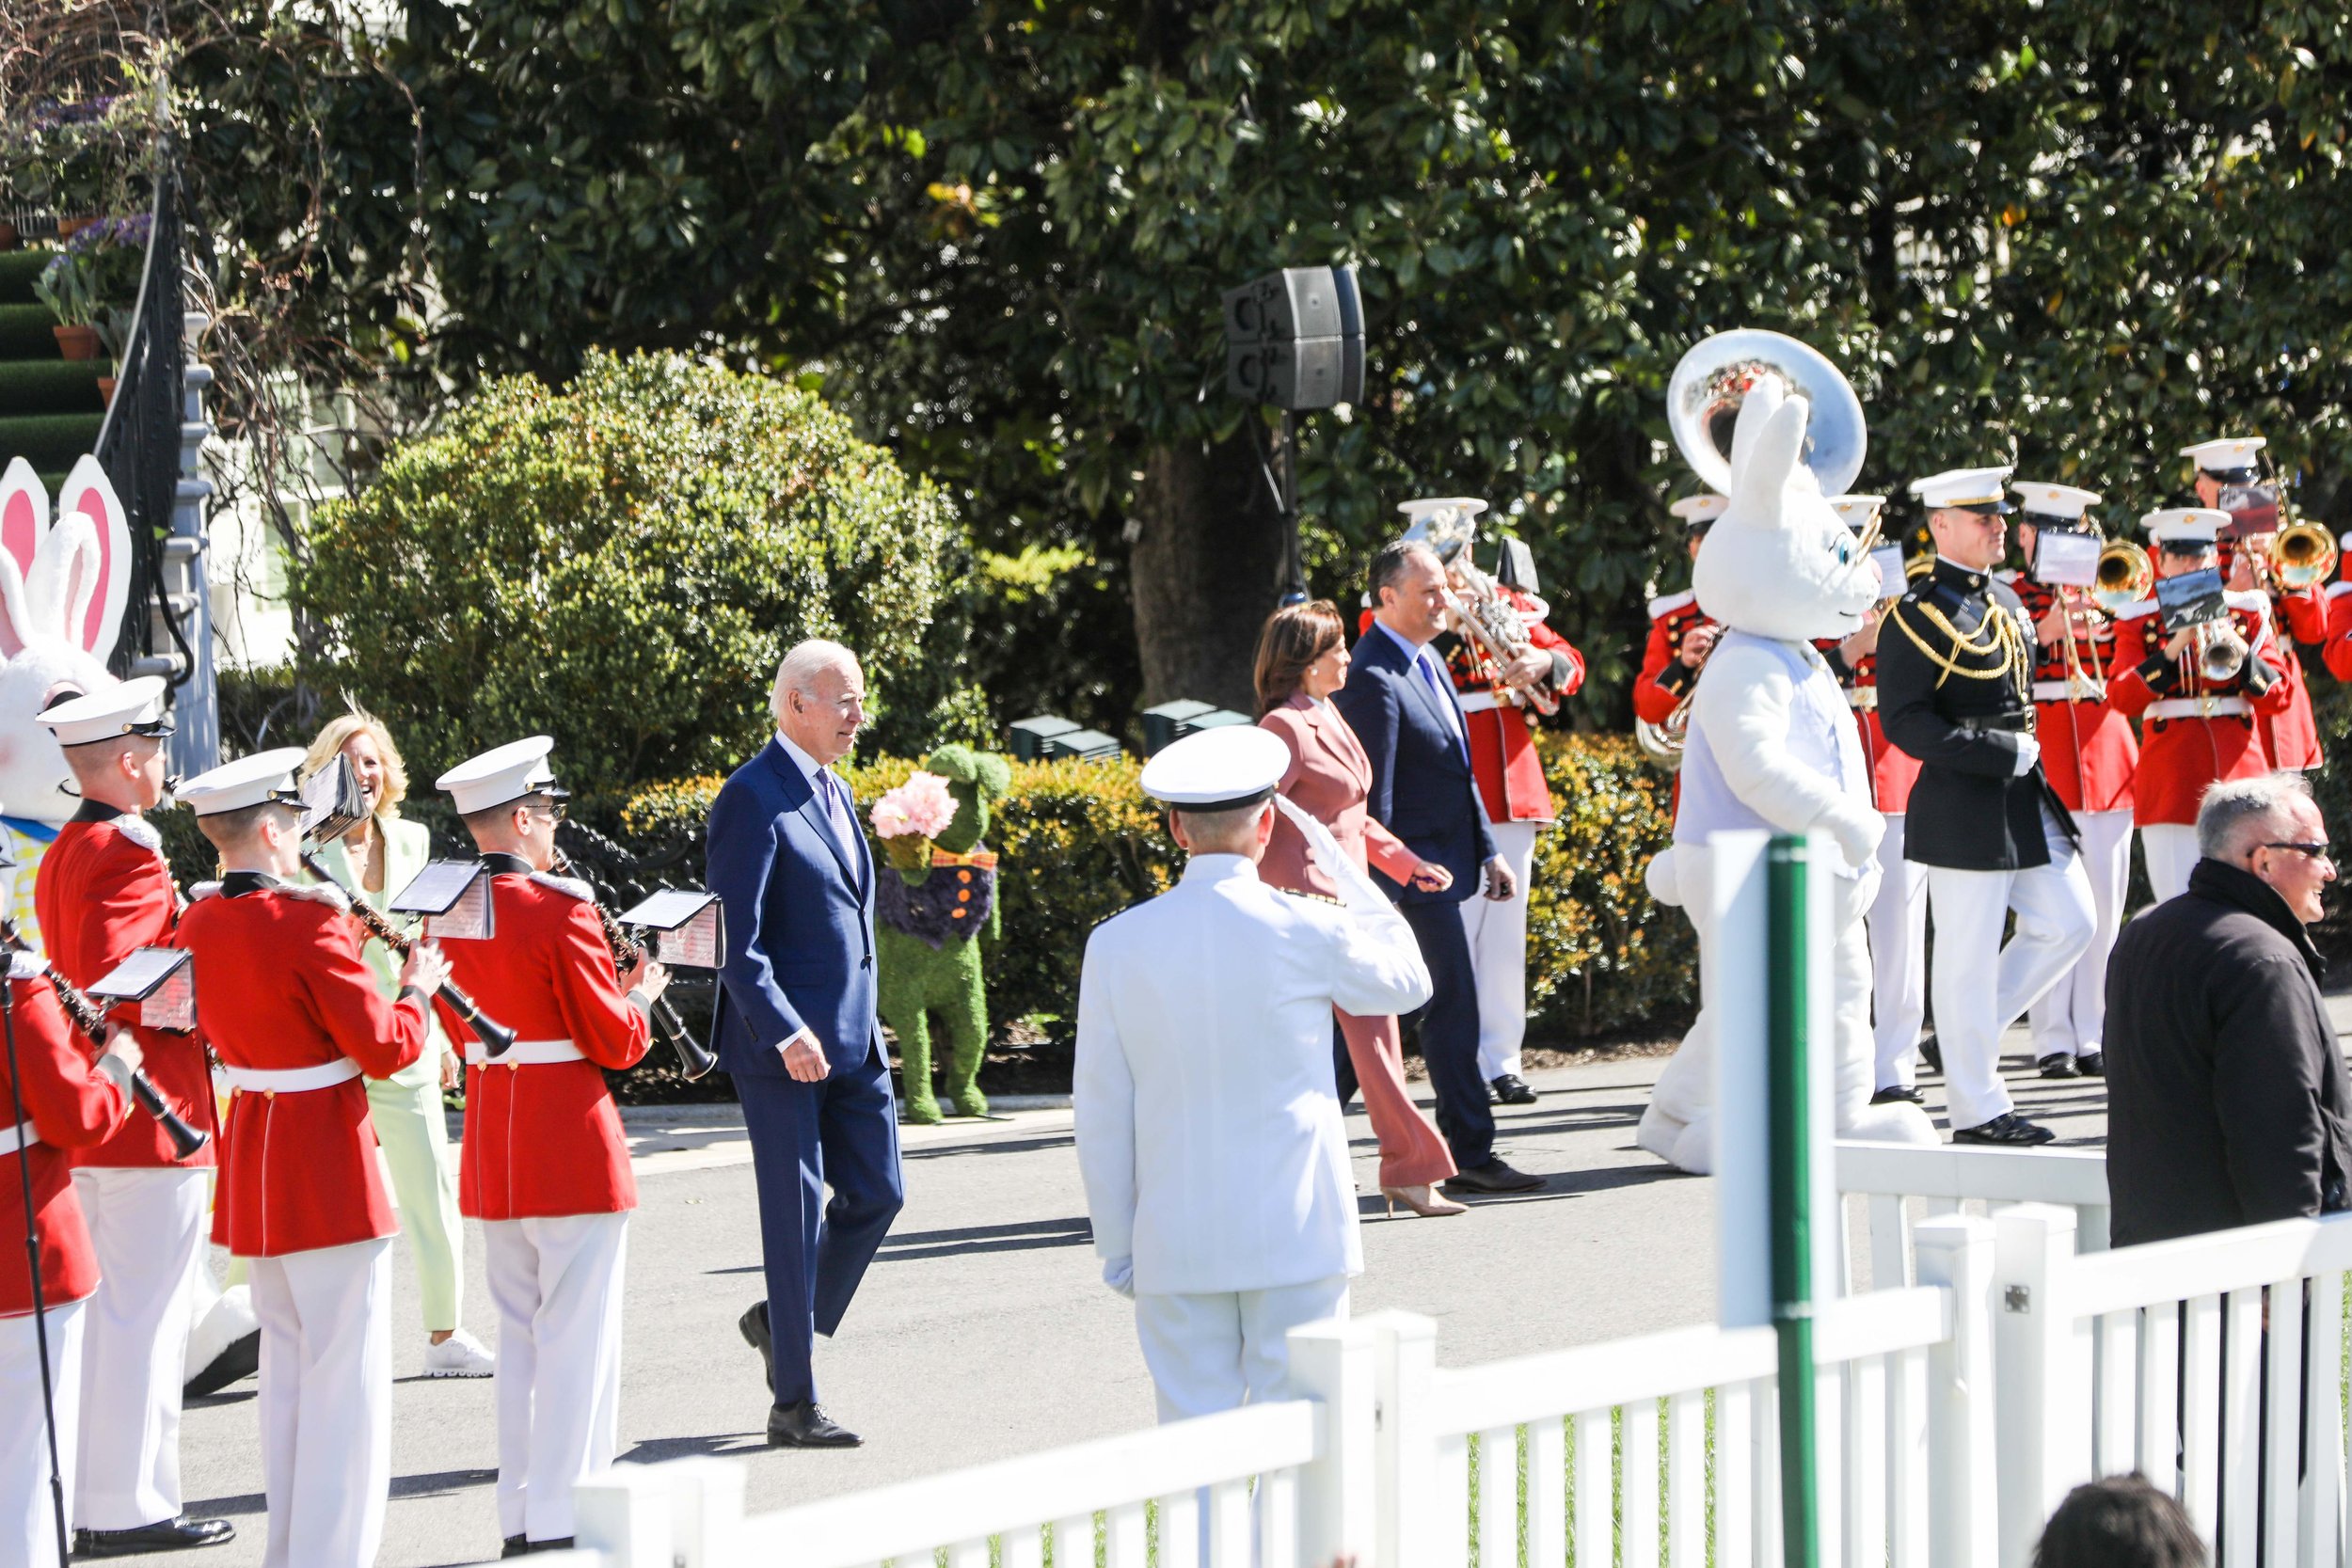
[1887, 598, 2032, 690]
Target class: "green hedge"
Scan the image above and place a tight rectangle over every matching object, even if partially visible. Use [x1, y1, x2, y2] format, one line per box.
[620, 733, 1694, 1046]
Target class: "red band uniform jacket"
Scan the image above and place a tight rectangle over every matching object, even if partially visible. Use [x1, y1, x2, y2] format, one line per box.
[178, 874, 429, 1256]
[1638, 591, 1715, 816]
[2106, 592, 2292, 827]
[0, 969, 127, 1314]
[436, 855, 650, 1222]
[1436, 586, 1582, 825]
[1997, 572, 2138, 816]
[35, 804, 215, 1168]
[1816, 634, 1922, 815]
[2217, 538, 2326, 770]
[2324, 562, 2352, 683]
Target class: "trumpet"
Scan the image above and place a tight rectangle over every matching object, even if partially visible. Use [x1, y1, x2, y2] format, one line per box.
[2092, 540, 2154, 615]
[2194, 621, 2249, 683]
[2271, 521, 2339, 590]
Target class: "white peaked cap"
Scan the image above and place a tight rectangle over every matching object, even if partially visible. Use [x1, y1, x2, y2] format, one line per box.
[2011, 482, 2103, 521]
[40, 674, 172, 747]
[176, 747, 307, 817]
[1908, 467, 2015, 510]
[1395, 497, 1487, 523]
[2142, 508, 2231, 546]
[1138, 727, 1290, 813]
[1829, 495, 1885, 531]
[437, 736, 567, 816]
[1670, 494, 1729, 524]
[2181, 436, 2265, 474]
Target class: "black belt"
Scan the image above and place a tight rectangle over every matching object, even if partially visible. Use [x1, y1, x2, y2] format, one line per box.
[1952, 714, 2032, 734]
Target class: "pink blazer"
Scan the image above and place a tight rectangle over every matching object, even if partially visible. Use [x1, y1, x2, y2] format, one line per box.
[1258, 693, 1423, 900]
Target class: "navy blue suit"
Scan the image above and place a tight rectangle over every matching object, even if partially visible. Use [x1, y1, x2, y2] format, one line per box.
[708, 736, 904, 1406]
[1331, 622, 1499, 1169]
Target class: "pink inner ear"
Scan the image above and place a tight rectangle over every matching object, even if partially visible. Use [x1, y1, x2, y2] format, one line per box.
[0, 490, 33, 579]
[72, 496, 114, 653]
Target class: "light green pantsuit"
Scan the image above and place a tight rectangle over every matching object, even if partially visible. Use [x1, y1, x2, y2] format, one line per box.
[313, 821, 468, 1334]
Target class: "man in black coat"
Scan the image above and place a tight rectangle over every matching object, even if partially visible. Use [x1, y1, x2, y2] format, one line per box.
[2105, 771, 2350, 1246]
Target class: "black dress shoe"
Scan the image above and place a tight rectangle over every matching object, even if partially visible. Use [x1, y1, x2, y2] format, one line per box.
[1917, 1034, 1943, 1076]
[501, 1536, 532, 1559]
[529, 1539, 577, 1553]
[74, 1516, 235, 1556]
[2037, 1053, 2079, 1080]
[2074, 1052, 2105, 1078]
[1489, 1073, 1538, 1106]
[739, 1300, 773, 1395]
[184, 1328, 260, 1400]
[1444, 1158, 1545, 1195]
[1870, 1085, 1925, 1106]
[1953, 1112, 2057, 1147]
[769, 1399, 861, 1448]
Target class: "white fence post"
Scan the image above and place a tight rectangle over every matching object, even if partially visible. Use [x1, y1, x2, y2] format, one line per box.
[1365, 1310, 1440, 1568]
[1994, 1203, 2090, 1568]
[1915, 1213, 1998, 1568]
[660, 1456, 745, 1567]
[1289, 1314, 1378, 1565]
[573, 1462, 677, 1568]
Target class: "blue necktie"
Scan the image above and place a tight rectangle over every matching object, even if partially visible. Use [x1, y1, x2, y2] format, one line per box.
[818, 769, 857, 872]
[1418, 652, 1468, 760]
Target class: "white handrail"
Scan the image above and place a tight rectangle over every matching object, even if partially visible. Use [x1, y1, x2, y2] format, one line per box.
[2064, 1210, 2352, 1319]
[1836, 1143, 2108, 1206]
[729, 1398, 1318, 1562]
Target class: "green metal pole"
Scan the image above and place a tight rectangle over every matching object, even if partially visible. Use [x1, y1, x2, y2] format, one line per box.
[1766, 834, 1820, 1568]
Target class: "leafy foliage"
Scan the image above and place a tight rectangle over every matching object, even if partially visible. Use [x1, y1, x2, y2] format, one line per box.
[289, 350, 985, 800]
[170, 0, 2352, 726]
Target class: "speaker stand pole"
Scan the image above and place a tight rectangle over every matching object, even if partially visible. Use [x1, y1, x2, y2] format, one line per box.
[1278, 409, 1306, 605]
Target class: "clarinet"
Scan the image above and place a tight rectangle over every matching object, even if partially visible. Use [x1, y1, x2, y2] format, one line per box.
[296, 852, 520, 1058]
[550, 850, 717, 1081]
[0, 921, 208, 1161]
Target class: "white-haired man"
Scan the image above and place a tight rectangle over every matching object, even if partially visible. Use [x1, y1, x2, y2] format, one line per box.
[2105, 771, 2348, 1245]
[709, 641, 903, 1448]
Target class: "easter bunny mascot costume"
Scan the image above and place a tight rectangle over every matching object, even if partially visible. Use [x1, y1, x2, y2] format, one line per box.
[1634, 375, 1939, 1176]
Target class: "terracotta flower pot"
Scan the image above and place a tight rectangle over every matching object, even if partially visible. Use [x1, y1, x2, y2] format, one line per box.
[0, 222, 18, 252]
[54, 216, 94, 241]
[96, 376, 116, 407]
[53, 325, 103, 361]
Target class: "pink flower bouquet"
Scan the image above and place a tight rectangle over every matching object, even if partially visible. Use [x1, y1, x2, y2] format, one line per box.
[870, 770, 960, 868]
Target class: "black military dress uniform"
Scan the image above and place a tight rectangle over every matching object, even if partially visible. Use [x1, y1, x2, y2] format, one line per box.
[1875, 556, 2092, 1144]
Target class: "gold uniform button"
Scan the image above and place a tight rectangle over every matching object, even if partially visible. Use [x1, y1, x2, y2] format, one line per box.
[958, 869, 973, 883]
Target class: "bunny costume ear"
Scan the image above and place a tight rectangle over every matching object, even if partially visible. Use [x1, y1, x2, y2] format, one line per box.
[0, 460, 45, 579]
[54, 456, 132, 658]
[1726, 375, 1788, 485]
[1729, 391, 1815, 524]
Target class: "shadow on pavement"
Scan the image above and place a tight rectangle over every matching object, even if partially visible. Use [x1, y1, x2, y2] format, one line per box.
[617, 1433, 772, 1465]
[877, 1215, 1092, 1262]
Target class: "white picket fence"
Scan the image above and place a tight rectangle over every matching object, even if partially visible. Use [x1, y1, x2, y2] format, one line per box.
[1836, 1140, 2112, 1291]
[1994, 1204, 2352, 1568]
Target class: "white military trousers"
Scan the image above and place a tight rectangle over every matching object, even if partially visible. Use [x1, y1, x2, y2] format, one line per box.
[71, 1164, 206, 1531]
[2027, 809, 2134, 1061]
[2141, 823, 2200, 904]
[1867, 813, 1931, 1092]
[3, 1299, 86, 1568]
[249, 1236, 392, 1568]
[485, 1212, 628, 1544]
[1462, 820, 1539, 1083]
[1134, 1275, 1349, 1424]
[1923, 813, 2097, 1131]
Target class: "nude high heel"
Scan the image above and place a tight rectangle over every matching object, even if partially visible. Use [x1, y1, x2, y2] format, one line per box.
[1381, 1183, 1469, 1218]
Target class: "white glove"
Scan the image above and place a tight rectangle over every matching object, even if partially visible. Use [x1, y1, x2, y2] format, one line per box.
[2010, 734, 2042, 777]
[1102, 1256, 1136, 1300]
[1271, 796, 1400, 921]
[1824, 809, 1884, 878]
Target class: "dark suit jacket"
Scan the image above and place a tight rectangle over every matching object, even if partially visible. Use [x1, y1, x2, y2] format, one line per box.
[2105, 857, 2352, 1246]
[707, 737, 880, 1078]
[1331, 623, 1496, 905]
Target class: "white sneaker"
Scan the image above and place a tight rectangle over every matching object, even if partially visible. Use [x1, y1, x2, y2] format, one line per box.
[422, 1328, 495, 1378]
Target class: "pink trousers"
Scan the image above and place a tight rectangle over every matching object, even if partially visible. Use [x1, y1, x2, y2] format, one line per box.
[1338, 1008, 1457, 1188]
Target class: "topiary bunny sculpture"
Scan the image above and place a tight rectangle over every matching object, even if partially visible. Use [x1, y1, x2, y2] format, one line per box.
[1634, 376, 1939, 1175]
[871, 744, 1013, 1124]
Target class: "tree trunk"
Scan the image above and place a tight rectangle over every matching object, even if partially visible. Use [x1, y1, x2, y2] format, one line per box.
[1128, 427, 1287, 713]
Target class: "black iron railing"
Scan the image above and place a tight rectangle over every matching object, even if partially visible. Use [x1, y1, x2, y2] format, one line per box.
[91, 143, 192, 685]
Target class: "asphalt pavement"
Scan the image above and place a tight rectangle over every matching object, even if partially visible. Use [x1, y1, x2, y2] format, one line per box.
[103, 1005, 2330, 1567]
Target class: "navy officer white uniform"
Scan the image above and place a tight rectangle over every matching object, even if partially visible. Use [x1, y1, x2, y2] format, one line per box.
[1074, 727, 1433, 1420]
